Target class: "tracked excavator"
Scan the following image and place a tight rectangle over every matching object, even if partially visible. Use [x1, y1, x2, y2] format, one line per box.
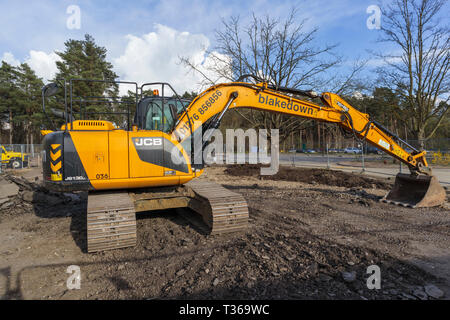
[40, 76, 446, 252]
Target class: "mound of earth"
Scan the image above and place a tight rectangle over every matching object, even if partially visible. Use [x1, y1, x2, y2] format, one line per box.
[1, 167, 448, 300]
[224, 165, 391, 190]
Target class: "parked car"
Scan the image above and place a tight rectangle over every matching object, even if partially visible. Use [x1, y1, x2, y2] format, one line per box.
[305, 149, 316, 153]
[365, 146, 382, 154]
[344, 147, 362, 154]
[288, 148, 297, 153]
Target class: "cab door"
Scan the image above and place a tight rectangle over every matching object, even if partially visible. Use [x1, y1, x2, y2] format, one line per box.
[129, 99, 166, 178]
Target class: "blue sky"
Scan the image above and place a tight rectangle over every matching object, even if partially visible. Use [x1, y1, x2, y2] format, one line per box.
[0, 0, 380, 57]
[0, 0, 444, 93]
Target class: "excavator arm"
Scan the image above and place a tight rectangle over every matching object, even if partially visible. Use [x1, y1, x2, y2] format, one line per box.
[171, 81, 445, 208]
[172, 81, 427, 174]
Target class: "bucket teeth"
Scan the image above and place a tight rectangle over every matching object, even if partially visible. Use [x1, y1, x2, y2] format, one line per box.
[381, 173, 446, 208]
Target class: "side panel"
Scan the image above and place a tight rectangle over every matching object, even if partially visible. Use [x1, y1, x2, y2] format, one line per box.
[42, 131, 92, 191]
[69, 131, 109, 181]
[63, 132, 89, 181]
[128, 131, 192, 178]
[129, 131, 164, 178]
[109, 130, 129, 179]
[162, 133, 191, 175]
[42, 131, 64, 181]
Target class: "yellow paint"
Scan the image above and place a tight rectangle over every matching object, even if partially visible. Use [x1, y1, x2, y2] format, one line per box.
[51, 173, 62, 181]
[128, 131, 164, 178]
[50, 149, 61, 161]
[40, 130, 53, 136]
[51, 161, 61, 171]
[109, 130, 129, 179]
[56, 127, 196, 190]
[69, 131, 109, 182]
[172, 83, 428, 170]
[61, 120, 115, 131]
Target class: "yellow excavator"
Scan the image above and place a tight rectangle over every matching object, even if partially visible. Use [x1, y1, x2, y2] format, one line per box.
[40, 76, 446, 252]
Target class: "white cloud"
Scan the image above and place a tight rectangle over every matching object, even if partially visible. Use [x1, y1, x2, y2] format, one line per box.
[366, 50, 404, 67]
[352, 91, 364, 100]
[1, 50, 61, 82]
[1, 52, 20, 66]
[25, 50, 61, 82]
[3, 24, 231, 94]
[114, 24, 231, 96]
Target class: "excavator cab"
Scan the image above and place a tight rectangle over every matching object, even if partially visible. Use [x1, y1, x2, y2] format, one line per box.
[134, 95, 191, 133]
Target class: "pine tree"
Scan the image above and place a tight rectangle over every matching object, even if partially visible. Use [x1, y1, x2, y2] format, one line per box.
[181, 91, 197, 100]
[15, 63, 44, 147]
[54, 34, 119, 121]
[0, 61, 21, 143]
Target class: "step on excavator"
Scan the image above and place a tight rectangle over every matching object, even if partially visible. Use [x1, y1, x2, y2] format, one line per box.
[40, 76, 446, 252]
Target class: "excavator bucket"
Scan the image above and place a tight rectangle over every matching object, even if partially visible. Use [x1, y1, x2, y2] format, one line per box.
[381, 173, 446, 208]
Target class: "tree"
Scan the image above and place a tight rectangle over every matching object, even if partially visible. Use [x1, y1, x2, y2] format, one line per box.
[181, 91, 198, 100]
[15, 63, 44, 147]
[0, 61, 21, 144]
[181, 9, 365, 144]
[376, 0, 449, 147]
[54, 34, 119, 121]
[425, 101, 449, 144]
[0, 62, 46, 145]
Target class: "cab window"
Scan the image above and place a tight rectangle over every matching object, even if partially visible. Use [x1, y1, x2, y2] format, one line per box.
[144, 98, 190, 133]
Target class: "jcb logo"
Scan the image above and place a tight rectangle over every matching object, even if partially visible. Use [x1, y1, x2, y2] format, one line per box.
[134, 138, 163, 146]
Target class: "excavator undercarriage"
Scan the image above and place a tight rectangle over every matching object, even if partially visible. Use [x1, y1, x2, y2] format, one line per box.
[87, 179, 249, 252]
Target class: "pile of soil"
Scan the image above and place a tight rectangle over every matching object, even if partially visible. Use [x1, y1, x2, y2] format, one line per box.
[224, 165, 391, 190]
[0, 173, 83, 218]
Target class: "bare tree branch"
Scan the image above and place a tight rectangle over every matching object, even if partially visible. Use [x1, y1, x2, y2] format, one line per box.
[375, 0, 449, 146]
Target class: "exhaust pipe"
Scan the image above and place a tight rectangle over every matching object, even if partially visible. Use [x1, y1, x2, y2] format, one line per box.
[381, 173, 446, 208]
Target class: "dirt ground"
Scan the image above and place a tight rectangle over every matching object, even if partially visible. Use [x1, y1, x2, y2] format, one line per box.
[224, 164, 391, 189]
[0, 166, 449, 300]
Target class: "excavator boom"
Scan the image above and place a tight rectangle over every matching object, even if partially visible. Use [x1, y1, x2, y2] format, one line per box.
[173, 82, 425, 173]
[172, 80, 445, 208]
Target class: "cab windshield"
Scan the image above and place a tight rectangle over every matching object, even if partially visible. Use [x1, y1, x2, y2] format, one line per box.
[136, 97, 190, 133]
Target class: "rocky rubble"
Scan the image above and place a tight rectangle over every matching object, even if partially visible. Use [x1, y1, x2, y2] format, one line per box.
[0, 173, 82, 216]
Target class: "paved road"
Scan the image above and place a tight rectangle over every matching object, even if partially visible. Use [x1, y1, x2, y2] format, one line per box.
[210, 153, 450, 186]
[279, 153, 384, 163]
[279, 154, 450, 186]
